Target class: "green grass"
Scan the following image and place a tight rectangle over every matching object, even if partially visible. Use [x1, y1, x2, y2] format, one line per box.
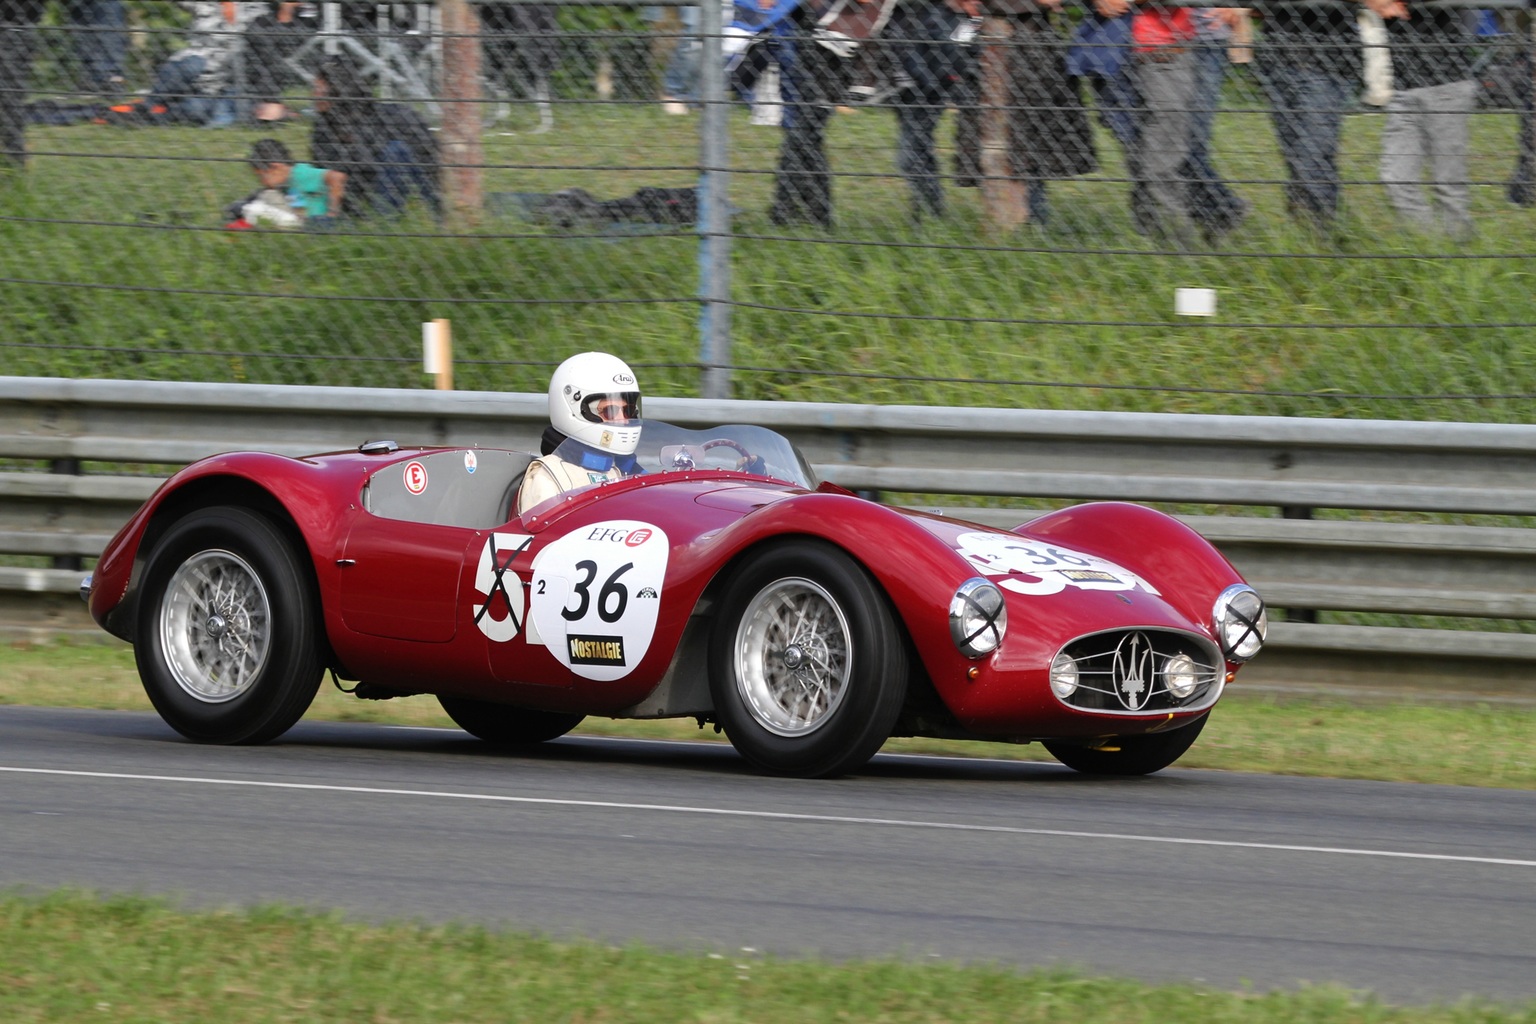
[2, 890, 1534, 1022]
[4, 88, 1535, 420]
[4, 639, 1534, 789]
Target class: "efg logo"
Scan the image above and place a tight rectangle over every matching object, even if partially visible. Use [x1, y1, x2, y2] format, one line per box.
[569, 634, 626, 666]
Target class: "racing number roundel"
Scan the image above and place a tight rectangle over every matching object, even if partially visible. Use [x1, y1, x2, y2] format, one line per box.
[529, 520, 669, 682]
[954, 532, 1160, 597]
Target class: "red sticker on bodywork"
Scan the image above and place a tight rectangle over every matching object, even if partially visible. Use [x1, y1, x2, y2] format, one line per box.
[403, 461, 428, 495]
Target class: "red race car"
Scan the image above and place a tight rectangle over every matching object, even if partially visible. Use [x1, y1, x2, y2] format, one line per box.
[83, 420, 1266, 778]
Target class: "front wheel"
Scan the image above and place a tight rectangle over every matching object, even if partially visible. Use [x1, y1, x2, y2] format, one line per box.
[709, 540, 907, 778]
[437, 695, 584, 745]
[134, 506, 323, 744]
[1042, 714, 1210, 776]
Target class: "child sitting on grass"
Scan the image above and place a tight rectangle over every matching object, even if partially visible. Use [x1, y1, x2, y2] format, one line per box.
[227, 138, 346, 229]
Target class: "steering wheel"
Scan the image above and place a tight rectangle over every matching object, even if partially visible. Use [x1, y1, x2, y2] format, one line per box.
[702, 438, 768, 476]
[702, 438, 752, 458]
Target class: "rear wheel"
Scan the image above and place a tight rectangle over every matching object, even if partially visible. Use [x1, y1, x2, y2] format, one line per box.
[438, 695, 584, 745]
[134, 506, 322, 744]
[1042, 714, 1210, 776]
[709, 540, 907, 778]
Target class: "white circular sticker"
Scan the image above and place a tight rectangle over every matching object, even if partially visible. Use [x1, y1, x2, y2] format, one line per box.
[955, 532, 1159, 597]
[403, 461, 428, 495]
[529, 520, 669, 681]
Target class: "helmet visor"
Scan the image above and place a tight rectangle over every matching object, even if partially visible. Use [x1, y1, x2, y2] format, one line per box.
[580, 391, 642, 426]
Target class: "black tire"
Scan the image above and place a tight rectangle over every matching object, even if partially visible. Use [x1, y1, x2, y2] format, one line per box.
[708, 540, 907, 778]
[437, 695, 585, 745]
[1042, 714, 1210, 776]
[134, 506, 323, 744]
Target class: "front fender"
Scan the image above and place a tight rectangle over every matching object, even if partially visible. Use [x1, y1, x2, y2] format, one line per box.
[1016, 502, 1250, 633]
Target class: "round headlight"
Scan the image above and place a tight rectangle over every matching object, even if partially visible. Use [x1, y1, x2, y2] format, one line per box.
[949, 578, 1007, 658]
[1213, 584, 1266, 662]
[1163, 652, 1200, 698]
[1049, 651, 1079, 699]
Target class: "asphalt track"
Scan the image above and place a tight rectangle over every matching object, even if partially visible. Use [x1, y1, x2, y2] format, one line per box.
[2, 705, 1533, 1006]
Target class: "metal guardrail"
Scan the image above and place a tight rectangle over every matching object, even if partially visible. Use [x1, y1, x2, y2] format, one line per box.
[5, 376, 1535, 701]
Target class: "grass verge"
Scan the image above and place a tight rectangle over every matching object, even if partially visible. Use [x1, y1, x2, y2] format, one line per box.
[2, 890, 1533, 1023]
[3, 639, 1533, 789]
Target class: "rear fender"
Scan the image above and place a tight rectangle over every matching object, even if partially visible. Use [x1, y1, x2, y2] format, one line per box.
[90, 457, 351, 662]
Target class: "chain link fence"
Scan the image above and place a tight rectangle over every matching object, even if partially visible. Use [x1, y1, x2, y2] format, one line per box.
[2, 0, 1533, 420]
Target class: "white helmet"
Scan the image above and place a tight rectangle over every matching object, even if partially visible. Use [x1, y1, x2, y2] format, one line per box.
[548, 352, 643, 456]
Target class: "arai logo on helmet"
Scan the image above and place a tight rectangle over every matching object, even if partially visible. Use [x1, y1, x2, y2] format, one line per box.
[612, 372, 635, 385]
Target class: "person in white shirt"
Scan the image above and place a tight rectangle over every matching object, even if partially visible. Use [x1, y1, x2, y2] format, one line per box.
[516, 352, 644, 514]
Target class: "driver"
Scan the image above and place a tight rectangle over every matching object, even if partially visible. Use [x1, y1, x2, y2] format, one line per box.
[516, 352, 644, 514]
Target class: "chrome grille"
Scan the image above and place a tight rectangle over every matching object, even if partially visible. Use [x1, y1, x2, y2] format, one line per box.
[1055, 630, 1222, 714]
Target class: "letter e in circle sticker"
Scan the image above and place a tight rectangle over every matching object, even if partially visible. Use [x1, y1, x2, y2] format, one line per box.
[529, 520, 668, 681]
[403, 461, 428, 495]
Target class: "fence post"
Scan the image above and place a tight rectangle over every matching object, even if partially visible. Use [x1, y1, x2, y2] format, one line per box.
[440, 0, 484, 227]
[699, 0, 733, 400]
[978, 14, 1028, 232]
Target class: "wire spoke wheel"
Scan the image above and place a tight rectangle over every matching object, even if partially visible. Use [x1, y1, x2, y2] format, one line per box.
[159, 551, 272, 703]
[136, 507, 322, 745]
[710, 540, 907, 778]
[735, 577, 851, 737]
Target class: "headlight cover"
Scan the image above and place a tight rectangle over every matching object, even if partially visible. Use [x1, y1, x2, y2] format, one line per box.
[1213, 584, 1266, 662]
[1163, 652, 1201, 698]
[1049, 651, 1080, 698]
[949, 578, 1007, 658]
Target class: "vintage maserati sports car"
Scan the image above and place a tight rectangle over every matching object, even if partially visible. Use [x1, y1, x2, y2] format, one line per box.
[83, 421, 1266, 778]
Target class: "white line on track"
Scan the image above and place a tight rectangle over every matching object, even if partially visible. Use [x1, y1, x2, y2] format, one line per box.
[2, 765, 1532, 869]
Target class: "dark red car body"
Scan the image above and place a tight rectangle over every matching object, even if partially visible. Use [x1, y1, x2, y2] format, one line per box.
[87, 422, 1264, 776]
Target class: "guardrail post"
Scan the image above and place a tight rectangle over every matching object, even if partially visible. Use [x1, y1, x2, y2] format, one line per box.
[48, 458, 83, 573]
[1281, 505, 1317, 623]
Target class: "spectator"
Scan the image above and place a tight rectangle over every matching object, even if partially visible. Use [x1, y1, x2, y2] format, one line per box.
[309, 55, 443, 219]
[1130, 0, 1200, 245]
[954, 0, 1098, 227]
[0, 1, 44, 169]
[125, 1, 267, 126]
[1510, 43, 1535, 206]
[66, 0, 127, 96]
[659, 5, 701, 114]
[1378, 0, 1477, 238]
[481, 2, 560, 104]
[1255, 0, 1399, 228]
[887, 0, 964, 219]
[1186, 8, 1249, 240]
[244, 1, 314, 124]
[1069, 0, 1147, 230]
[765, 0, 854, 228]
[245, 136, 345, 222]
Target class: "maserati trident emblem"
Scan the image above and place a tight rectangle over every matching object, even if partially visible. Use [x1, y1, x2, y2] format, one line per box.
[1112, 632, 1155, 710]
